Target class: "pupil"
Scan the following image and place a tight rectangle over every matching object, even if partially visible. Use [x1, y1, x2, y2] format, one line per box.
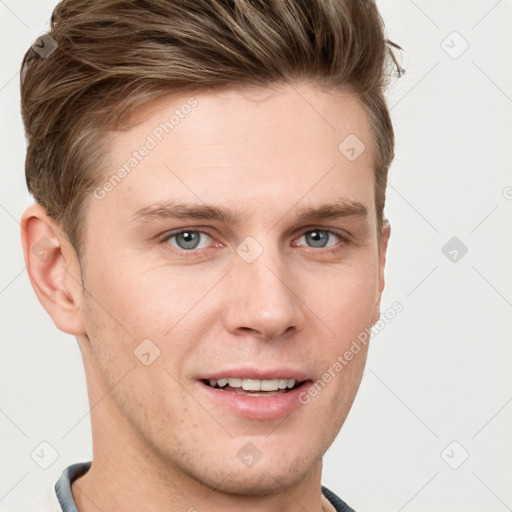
[307, 230, 327, 248]
[178, 231, 199, 249]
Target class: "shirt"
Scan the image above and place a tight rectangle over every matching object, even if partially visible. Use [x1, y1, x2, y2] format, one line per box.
[51, 461, 356, 512]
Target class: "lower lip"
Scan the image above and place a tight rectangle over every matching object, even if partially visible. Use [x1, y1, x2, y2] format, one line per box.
[196, 381, 313, 420]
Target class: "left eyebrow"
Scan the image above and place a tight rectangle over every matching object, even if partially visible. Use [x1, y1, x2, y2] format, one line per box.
[130, 197, 368, 225]
[295, 199, 368, 222]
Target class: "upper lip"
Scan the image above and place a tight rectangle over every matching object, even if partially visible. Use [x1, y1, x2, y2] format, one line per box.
[197, 367, 311, 382]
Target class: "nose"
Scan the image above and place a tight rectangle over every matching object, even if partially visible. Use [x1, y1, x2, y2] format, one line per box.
[223, 243, 305, 341]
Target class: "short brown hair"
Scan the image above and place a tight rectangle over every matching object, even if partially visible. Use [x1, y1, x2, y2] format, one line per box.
[20, 0, 402, 261]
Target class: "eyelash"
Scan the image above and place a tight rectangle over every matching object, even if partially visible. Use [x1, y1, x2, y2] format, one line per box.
[158, 227, 352, 257]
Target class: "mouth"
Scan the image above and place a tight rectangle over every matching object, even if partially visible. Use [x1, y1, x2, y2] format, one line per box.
[196, 369, 313, 419]
[200, 377, 306, 396]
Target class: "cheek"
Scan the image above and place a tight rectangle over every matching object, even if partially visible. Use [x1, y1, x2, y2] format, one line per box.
[314, 261, 380, 337]
[301, 262, 377, 402]
[81, 261, 206, 391]
[85, 257, 176, 336]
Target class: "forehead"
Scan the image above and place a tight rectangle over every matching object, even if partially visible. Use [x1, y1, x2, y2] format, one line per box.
[91, 82, 375, 228]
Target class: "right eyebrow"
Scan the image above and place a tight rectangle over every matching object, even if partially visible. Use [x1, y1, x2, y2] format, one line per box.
[130, 200, 243, 224]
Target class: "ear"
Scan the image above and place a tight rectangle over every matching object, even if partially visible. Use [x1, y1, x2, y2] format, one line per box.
[370, 220, 391, 325]
[20, 203, 86, 336]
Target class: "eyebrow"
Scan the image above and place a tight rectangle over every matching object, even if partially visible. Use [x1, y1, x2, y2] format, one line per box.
[130, 198, 368, 225]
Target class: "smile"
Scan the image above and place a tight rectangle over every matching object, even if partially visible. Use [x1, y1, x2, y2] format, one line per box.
[197, 375, 312, 420]
[203, 377, 302, 395]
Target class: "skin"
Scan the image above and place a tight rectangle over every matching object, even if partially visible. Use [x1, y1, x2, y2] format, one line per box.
[21, 81, 390, 512]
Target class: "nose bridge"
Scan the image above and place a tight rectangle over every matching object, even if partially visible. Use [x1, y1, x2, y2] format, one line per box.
[225, 234, 302, 339]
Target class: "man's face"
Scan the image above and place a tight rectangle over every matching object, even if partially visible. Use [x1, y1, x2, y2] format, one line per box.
[77, 82, 388, 493]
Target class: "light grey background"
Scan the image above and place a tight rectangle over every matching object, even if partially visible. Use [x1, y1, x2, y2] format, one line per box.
[1, 1, 511, 511]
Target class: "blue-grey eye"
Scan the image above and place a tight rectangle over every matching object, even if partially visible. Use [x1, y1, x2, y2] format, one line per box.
[298, 230, 340, 248]
[166, 230, 212, 250]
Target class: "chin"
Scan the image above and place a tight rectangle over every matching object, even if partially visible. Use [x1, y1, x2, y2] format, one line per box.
[182, 448, 319, 496]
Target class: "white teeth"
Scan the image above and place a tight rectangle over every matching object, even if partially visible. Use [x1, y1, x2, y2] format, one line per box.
[242, 379, 260, 391]
[208, 378, 297, 390]
[261, 379, 279, 391]
[278, 379, 288, 389]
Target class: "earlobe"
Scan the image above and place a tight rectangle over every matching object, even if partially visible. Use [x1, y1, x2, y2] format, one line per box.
[371, 220, 391, 326]
[20, 203, 86, 336]
[378, 221, 391, 295]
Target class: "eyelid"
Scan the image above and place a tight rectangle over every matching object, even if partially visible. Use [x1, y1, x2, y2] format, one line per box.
[159, 228, 214, 246]
[291, 228, 353, 253]
[291, 225, 353, 243]
[159, 226, 352, 255]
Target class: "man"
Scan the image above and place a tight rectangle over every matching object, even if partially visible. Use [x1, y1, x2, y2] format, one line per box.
[20, 1, 401, 510]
